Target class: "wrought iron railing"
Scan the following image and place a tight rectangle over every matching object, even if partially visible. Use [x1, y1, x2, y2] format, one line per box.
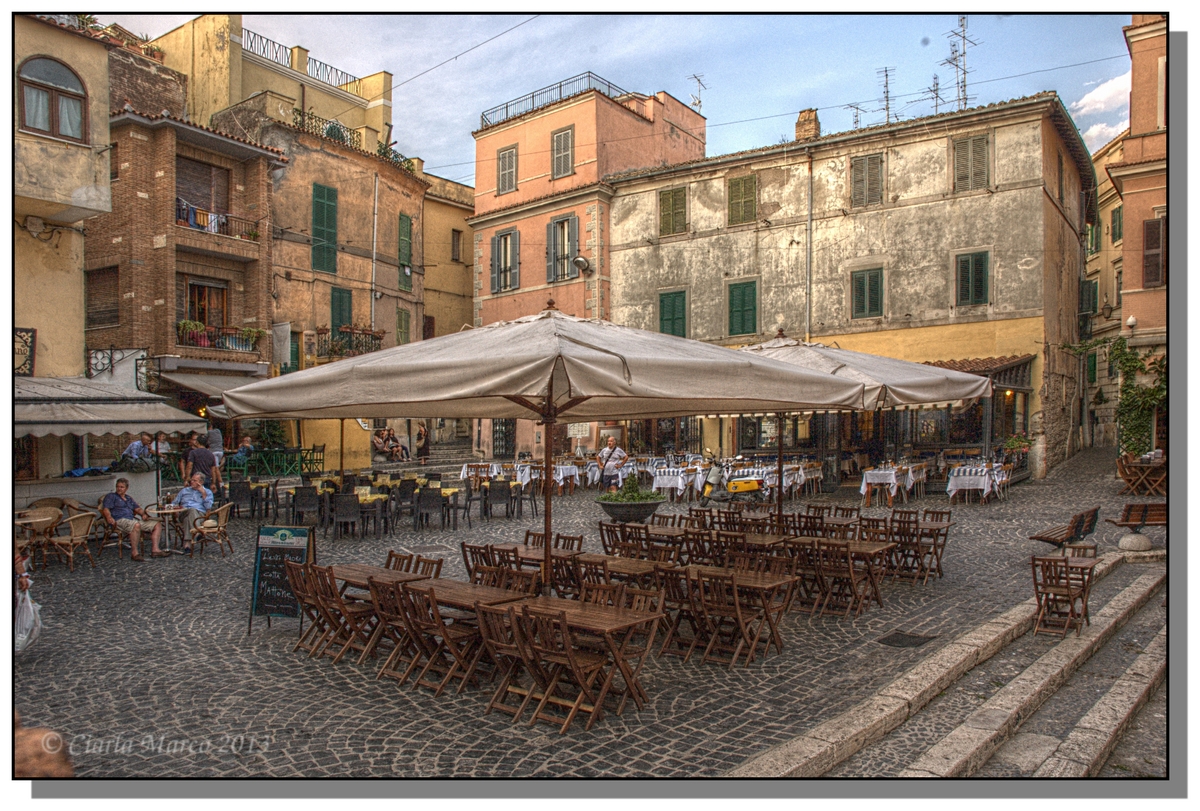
[242, 28, 290, 67]
[86, 346, 146, 378]
[316, 329, 382, 359]
[307, 56, 361, 96]
[293, 108, 362, 149]
[480, 72, 629, 128]
[175, 200, 261, 240]
[177, 324, 262, 353]
[243, 28, 363, 96]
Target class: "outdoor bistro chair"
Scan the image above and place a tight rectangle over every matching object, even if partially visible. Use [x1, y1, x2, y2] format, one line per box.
[502, 568, 541, 596]
[815, 540, 871, 618]
[574, 557, 611, 588]
[17, 508, 62, 569]
[472, 564, 506, 587]
[309, 565, 379, 664]
[289, 486, 322, 529]
[550, 555, 581, 600]
[46, 512, 97, 572]
[682, 527, 714, 566]
[401, 584, 486, 697]
[614, 587, 664, 714]
[385, 550, 415, 572]
[618, 523, 649, 558]
[654, 566, 703, 662]
[285, 561, 330, 656]
[490, 546, 519, 569]
[598, 521, 623, 555]
[784, 539, 827, 616]
[696, 570, 767, 669]
[412, 555, 444, 579]
[367, 577, 420, 682]
[226, 480, 254, 520]
[414, 486, 450, 530]
[483, 478, 514, 520]
[455, 481, 480, 528]
[328, 493, 362, 540]
[889, 509, 926, 584]
[553, 533, 584, 552]
[191, 503, 234, 557]
[1031, 555, 1085, 637]
[461, 542, 493, 581]
[475, 603, 546, 723]
[518, 607, 615, 734]
[524, 529, 546, 548]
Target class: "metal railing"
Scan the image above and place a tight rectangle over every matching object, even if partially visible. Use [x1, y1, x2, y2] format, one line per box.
[242, 28, 363, 96]
[480, 72, 629, 129]
[316, 329, 382, 359]
[177, 324, 262, 353]
[242, 28, 290, 68]
[175, 200, 261, 240]
[293, 108, 362, 149]
[377, 141, 415, 173]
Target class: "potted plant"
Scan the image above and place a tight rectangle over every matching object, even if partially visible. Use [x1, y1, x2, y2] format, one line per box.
[176, 319, 206, 345]
[315, 325, 330, 335]
[239, 327, 267, 346]
[596, 474, 665, 523]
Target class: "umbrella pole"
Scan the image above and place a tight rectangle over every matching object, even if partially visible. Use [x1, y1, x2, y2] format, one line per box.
[776, 412, 784, 526]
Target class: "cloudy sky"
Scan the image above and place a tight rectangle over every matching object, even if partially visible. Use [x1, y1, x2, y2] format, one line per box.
[103, 12, 1139, 186]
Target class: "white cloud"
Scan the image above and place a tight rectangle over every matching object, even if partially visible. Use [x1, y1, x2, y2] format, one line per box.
[1082, 118, 1128, 153]
[1070, 70, 1130, 117]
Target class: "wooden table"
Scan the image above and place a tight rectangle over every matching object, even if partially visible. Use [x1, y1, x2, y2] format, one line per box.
[576, 553, 661, 585]
[683, 565, 796, 660]
[330, 564, 428, 591]
[1121, 461, 1167, 496]
[645, 526, 687, 541]
[491, 543, 581, 564]
[788, 537, 896, 609]
[513, 595, 664, 714]
[824, 515, 860, 533]
[740, 532, 794, 550]
[404, 579, 527, 611]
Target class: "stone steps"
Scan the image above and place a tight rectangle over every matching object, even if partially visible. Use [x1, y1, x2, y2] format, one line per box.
[726, 550, 1166, 778]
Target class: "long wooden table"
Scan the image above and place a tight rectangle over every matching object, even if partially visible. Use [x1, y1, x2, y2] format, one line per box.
[682, 565, 795, 661]
[403, 579, 528, 611]
[330, 564, 428, 590]
[787, 536, 896, 609]
[576, 553, 660, 585]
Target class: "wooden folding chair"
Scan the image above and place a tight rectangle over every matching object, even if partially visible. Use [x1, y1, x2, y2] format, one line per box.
[402, 584, 486, 696]
[308, 565, 380, 664]
[615, 587, 663, 714]
[598, 521, 623, 555]
[696, 571, 767, 668]
[365, 576, 418, 676]
[385, 550, 415, 572]
[285, 561, 329, 655]
[553, 533, 583, 551]
[518, 607, 615, 734]
[550, 555, 581, 599]
[1031, 555, 1085, 637]
[815, 541, 871, 618]
[412, 555, 443, 578]
[784, 539, 827, 615]
[475, 603, 546, 723]
[654, 566, 704, 662]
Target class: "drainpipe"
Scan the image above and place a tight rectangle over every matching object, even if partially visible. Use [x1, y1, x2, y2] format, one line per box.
[370, 172, 379, 329]
[805, 151, 814, 343]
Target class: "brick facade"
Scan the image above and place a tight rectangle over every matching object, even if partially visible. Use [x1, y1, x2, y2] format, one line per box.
[108, 47, 188, 118]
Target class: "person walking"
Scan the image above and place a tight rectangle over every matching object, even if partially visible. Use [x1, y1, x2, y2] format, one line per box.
[597, 435, 628, 493]
[416, 422, 430, 466]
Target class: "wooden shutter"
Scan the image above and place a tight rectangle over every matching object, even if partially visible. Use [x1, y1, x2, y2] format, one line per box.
[851, 157, 867, 208]
[867, 269, 882, 316]
[567, 217, 579, 278]
[729, 281, 756, 335]
[312, 183, 337, 273]
[85, 267, 120, 328]
[546, 221, 556, 283]
[1143, 218, 1164, 287]
[1087, 352, 1097, 384]
[659, 189, 674, 235]
[742, 175, 756, 224]
[867, 155, 882, 205]
[396, 308, 410, 345]
[176, 156, 227, 211]
[330, 287, 352, 332]
[552, 129, 572, 178]
[954, 136, 988, 192]
[972, 253, 988, 304]
[498, 148, 515, 193]
[660, 291, 685, 337]
[398, 213, 412, 266]
[728, 176, 755, 225]
[957, 254, 973, 304]
[852, 271, 866, 318]
[510, 230, 520, 289]
[490, 235, 500, 293]
[970, 135, 988, 190]
[954, 139, 970, 192]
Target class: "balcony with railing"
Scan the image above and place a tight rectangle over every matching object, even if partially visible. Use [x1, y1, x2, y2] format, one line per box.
[316, 327, 383, 359]
[176, 324, 265, 353]
[175, 199, 261, 241]
[479, 72, 629, 129]
[293, 109, 362, 150]
[242, 28, 363, 97]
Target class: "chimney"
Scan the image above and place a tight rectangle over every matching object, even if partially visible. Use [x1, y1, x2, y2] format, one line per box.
[795, 108, 820, 142]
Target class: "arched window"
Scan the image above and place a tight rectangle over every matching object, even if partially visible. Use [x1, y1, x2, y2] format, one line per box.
[19, 57, 87, 142]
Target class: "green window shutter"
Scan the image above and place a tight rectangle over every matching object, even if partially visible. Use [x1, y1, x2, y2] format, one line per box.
[728, 176, 755, 225]
[852, 271, 866, 318]
[490, 235, 500, 293]
[659, 291, 685, 337]
[545, 221, 556, 283]
[728, 281, 756, 335]
[851, 269, 882, 318]
[1087, 352, 1097, 384]
[398, 213, 413, 292]
[1111, 206, 1123, 242]
[866, 155, 882, 205]
[728, 177, 743, 225]
[567, 217, 579, 279]
[970, 135, 988, 190]
[1143, 217, 1164, 287]
[312, 184, 337, 273]
[396, 308, 410, 345]
[330, 287, 351, 332]
[851, 156, 866, 207]
[956, 252, 988, 305]
[867, 268, 882, 316]
[510, 230, 520, 289]
[956, 254, 972, 304]
[742, 175, 756, 224]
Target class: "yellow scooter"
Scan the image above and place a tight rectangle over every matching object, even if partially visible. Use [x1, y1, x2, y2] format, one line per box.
[699, 451, 766, 506]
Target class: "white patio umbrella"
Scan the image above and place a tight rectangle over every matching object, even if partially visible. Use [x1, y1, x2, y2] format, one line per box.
[741, 331, 994, 518]
[223, 306, 866, 575]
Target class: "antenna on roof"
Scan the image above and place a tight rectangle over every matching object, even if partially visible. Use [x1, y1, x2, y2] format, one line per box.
[942, 15, 979, 110]
[844, 103, 869, 130]
[876, 67, 896, 123]
[686, 73, 707, 113]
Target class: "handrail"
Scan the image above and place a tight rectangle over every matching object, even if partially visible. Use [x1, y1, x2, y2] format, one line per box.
[480, 71, 629, 129]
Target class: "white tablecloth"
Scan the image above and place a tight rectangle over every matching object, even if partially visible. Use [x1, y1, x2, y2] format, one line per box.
[459, 462, 502, 480]
[587, 460, 632, 487]
[553, 464, 582, 487]
[652, 467, 699, 497]
[946, 466, 998, 500]
[860, 468, 901, 497]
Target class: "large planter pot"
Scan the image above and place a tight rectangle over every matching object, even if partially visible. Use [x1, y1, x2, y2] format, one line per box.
[595, 499, 664, 524]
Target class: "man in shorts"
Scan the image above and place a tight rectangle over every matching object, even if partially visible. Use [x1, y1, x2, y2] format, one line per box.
[100, 478, 164, 560]
[597, 435, 628, 493]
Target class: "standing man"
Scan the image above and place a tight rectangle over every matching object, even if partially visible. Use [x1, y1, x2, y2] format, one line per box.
[171, 473, 213, 554]
[183, 434, 222, 492]
[206, 423, 225, 467]
[597, 435, 628, 493]
[100, 478, 165, 560]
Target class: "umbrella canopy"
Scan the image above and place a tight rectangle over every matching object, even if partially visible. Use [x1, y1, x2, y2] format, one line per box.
[224, 307, 865, 576]
[223, 309, 865, 421]
[740, 335, 992, 409]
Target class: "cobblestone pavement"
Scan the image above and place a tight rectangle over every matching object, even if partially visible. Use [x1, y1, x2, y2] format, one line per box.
[14, 448, 1169, 778]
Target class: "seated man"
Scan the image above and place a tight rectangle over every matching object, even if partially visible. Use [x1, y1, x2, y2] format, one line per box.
[122, 432, 154, 460]
[171, 473, 214, 554]
[231, 435, 255, 459]
[100, 477, 165, 560]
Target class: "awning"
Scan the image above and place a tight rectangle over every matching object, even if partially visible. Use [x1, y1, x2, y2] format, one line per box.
[14, 377, 207, 438]
[159, 372, 265, 398]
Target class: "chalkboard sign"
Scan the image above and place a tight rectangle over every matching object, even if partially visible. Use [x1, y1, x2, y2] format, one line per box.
[248, 526, 314, 634]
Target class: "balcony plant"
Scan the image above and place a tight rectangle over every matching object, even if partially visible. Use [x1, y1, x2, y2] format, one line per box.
[240, 327, 268, 346]
[596, 473, 665, 523]
[315, 325, 330, 334]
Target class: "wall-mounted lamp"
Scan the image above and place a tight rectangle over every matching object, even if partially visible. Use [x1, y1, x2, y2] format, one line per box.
[1101, 303, 1113, 319]
[572, 256, 593, 276]
[1126, 315, 1137, 330]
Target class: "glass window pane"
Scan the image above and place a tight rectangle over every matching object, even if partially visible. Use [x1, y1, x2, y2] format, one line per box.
[23, 86, 50, 131]
[58, 94, 83, 139]
[21, 58, 84, 93]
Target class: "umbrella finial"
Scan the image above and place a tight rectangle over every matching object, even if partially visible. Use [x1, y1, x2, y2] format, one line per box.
[545, 299, 558, 311]
[775, 327, 787, 339]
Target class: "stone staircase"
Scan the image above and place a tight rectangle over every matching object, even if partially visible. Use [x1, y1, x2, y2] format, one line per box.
[728, 550, 1167, 778]
[371, 438, 477, 481]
